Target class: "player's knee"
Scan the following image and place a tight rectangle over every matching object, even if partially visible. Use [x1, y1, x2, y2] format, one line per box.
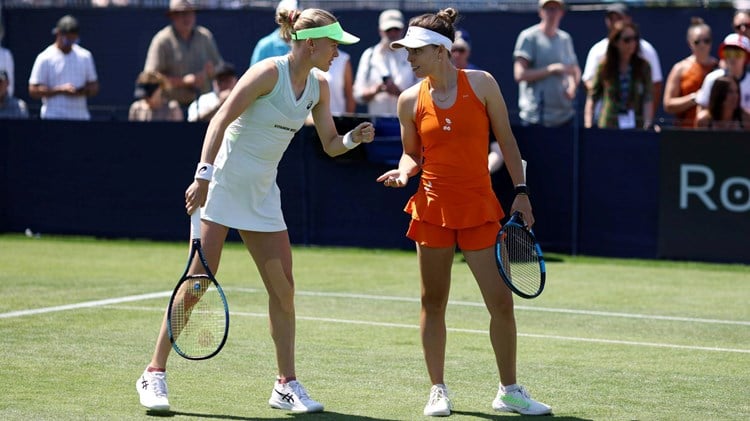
[421, 294, 448, 315]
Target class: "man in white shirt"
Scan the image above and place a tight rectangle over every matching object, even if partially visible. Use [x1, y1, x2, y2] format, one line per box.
[28, 15, 99, 120]
[353, 9, 419, 116]
[187, 62, 238, 122]
[581, 3, 662, 119]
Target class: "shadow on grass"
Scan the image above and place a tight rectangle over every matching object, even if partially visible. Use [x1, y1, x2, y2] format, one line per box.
[147, 409, 400, 420]
[452, 410, 593, 420]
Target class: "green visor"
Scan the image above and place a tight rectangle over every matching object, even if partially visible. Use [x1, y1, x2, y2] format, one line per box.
[292, 21, 360, 45]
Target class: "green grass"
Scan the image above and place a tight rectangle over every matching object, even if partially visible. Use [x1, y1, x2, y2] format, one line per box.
[1, 234, 748, 420]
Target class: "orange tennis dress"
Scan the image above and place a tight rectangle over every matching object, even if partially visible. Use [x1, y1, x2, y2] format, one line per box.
[404, 70, 504, 237]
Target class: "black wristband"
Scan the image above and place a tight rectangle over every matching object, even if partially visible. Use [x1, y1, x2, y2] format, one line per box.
[514, 184, 529, 196]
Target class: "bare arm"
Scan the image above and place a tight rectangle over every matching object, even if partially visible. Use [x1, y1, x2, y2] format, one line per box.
[584, 93, 594, 128]
[311, 73, 373, 157]
[514, 57, 576, 84]
[478, 70, 534, 226]
[662, 61, 697, 115]
[376, 84, 422, 187]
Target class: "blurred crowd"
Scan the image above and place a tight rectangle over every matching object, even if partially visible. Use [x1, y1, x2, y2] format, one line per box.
[1, 0, 749, 130]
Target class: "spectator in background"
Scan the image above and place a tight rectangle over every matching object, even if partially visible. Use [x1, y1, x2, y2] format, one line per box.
[513, 0, 580, 127]
[695, 76, 748, 129]
[128, 71, 183, 122]
[0, 70, 28, 119]
[585, 21, 653, 130]
[733, 9, 750, 41]
[353, 9, 419, 116]
[0, 21, 16, 98]
[450, 28, 478, 70]
[696, 34, 750, 116]
[582, 3, 662, 119]
[663, 17, 718, 128]
[28, 15, 99, 120]
[144, 0, 224, 107]
[188, 62, 238, 122]
[249, 0, 298, 66]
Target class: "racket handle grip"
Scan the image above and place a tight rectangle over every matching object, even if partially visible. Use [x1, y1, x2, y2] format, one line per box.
[190, 211, 202, 240]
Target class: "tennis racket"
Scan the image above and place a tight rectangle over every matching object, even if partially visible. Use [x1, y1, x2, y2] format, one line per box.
[495, 211, 546, 299]
[167, 211, 229, 360]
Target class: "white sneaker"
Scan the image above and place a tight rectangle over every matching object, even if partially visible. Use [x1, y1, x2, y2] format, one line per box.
[268, 379, 324, 413]
[423, 384, 452, 416]
[136, 370, 170, 411]
[492, 384, 551, 415]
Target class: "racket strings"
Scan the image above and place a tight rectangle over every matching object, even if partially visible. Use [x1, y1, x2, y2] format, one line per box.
[501, 225, 542, 296]
[170, 275, 226, 356]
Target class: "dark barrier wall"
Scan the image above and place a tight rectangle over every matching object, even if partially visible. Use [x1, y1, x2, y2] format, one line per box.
[658, 130, 750, 263]
[2, 120, 748, 263]
[2, 7, 737, 121]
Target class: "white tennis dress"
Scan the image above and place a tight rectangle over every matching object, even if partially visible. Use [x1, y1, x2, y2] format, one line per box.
[202, 56, 320, 231]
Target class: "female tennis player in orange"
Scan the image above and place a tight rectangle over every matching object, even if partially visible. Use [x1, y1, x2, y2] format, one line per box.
[136, 6, 373, 414]
[377, 7, 551, 417]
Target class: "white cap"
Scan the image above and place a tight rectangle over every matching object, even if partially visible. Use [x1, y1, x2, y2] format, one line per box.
[390, 26, 452, 50]
[379, 9, 404, 31]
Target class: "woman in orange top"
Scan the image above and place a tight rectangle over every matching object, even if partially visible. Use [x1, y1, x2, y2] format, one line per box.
[376, 7, 550, 418]
[663, 17, 718, 127]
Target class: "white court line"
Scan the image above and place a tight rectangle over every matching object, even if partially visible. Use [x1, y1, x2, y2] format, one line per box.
[2, 289, 747, 353]
[3, 288, 749, 328]
[103, 305, 750, 354]
[235, 288, 750, 327]
[0, 291, 171, 319]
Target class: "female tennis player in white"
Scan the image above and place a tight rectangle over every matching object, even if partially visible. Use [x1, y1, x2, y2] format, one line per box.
[378, 8, 550, 417]
[136, 7, 374, 413]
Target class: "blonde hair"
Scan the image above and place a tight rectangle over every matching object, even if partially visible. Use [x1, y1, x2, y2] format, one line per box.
[277, 8, 338, 43]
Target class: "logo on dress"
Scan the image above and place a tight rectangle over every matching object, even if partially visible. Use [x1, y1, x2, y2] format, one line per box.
[442, 117, 452, 131]
[306, 100, 314, 110]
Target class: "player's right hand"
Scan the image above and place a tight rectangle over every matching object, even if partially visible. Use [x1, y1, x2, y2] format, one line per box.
[185, 180, 209, 215]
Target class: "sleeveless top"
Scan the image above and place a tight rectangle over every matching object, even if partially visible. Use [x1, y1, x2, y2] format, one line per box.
[678, 59, 716, 128]
[404, 70, 504, 229]
[203, 55, 320, 231]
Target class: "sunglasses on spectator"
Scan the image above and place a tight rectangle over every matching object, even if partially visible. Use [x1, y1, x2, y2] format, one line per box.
[451, 48, 467, 53]
[692, 38, 711, 45]
[723, 49, 747, 59]
[734, 23, 750, 31]
[620, 35, 638, 43]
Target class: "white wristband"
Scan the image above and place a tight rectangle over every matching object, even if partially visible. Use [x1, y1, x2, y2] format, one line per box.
[195, 162, 214, 181]
[342, 131, 359, 150]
